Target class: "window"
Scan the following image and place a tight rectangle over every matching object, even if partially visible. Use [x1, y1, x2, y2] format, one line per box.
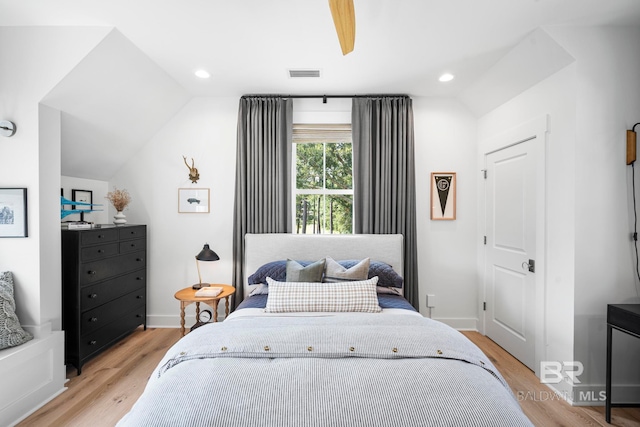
[293, 124, 353, 234]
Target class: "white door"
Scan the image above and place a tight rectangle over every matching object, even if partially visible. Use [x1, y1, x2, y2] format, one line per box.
[485, 137, 537, 370]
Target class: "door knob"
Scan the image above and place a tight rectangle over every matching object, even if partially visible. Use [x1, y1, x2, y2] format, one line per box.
[522, 259, 535, 273]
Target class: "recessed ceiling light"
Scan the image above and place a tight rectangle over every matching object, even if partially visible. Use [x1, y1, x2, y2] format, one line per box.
[195, 70, 210, 79]
[439, 73, 454, 82]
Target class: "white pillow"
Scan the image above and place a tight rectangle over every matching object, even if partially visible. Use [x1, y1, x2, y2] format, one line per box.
[248, 284, 269, 296]
[265, 277, 381, 313]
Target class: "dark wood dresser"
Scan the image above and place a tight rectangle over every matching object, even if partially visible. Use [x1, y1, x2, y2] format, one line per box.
[62, 224, 147, 374]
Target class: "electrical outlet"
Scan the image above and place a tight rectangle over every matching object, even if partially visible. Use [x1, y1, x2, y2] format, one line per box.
[426, 294, 436, 308]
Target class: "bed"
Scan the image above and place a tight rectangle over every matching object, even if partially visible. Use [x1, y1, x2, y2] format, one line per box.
[118, 233, 532, 426]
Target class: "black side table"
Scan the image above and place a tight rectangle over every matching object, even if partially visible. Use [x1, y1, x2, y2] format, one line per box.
[606, 304, 640, 423]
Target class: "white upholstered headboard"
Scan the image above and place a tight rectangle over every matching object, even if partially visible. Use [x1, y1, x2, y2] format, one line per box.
[243, 233, 404, 295]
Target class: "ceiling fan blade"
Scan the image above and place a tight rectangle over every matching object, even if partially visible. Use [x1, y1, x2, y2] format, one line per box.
[329, 0, 355, 55]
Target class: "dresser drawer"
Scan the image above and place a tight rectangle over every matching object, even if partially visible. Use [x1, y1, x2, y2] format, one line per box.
[119, 226, 146, 241]
[80, 251, 146, 285]
[81, 289, 146, 335]
[119, 238, 146, 254]
[81, 242, 119, 262]
[80, 228, 119, 246]
[79, 306, 145, 359]
[81, 270, 146, 312]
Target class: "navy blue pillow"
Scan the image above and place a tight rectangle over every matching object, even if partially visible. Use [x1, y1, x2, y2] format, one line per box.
[248, 260, 301, 284]
[248, 259, 403, 288]
[336, 259, 404, 288]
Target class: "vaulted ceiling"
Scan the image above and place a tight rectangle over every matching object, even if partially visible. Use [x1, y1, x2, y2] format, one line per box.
[2, 0, 640, 179]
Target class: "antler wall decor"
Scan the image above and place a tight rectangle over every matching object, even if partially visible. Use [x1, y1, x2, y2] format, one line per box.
[183, 156, 200, 183]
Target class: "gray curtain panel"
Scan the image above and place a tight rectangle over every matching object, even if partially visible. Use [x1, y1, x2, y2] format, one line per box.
[352, 96, 419, 309]
[232, 96, 293, 307]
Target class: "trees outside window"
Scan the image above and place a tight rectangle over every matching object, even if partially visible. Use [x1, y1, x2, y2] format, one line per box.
[293, 124, 352, 234]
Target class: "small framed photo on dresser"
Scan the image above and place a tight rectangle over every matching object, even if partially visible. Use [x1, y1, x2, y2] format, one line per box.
[72, 189, 93, 209]
[0, 188, 28, 237]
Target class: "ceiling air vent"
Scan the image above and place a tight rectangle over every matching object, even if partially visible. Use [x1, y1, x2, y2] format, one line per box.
[289, 69, 321, 78]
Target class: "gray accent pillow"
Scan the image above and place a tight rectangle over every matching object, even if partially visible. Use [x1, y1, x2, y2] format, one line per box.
[0, 271, 33, 350]
[324, 257, 370, 282]
[286, 258, 325, 282]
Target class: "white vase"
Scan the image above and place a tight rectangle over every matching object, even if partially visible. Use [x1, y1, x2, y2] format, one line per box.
[113, 211, 127, 225]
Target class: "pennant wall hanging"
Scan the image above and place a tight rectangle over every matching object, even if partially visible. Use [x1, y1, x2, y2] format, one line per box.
[430, 172, 456, 220]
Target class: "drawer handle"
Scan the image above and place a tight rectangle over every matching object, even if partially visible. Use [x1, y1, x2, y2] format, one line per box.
[136, 314, 143, 318]
[89, 340, 97, 345]
[136, 258, 143, 262]
[90, 317, 98, 322]
[98, 234, 104, 239]
[130, 243, 136, 247]
[136, 276, 143, 281]
[89, 293, 98, 299]
[97, 249, 104, 253]
[87, 270, 96, 275]
[136, 295, 143, 299]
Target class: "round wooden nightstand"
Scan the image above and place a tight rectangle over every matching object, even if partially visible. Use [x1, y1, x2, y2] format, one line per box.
[174, 284, 235, 336]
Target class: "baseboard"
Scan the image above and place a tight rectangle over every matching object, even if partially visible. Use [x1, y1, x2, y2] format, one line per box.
[0, 331, 67, 427]
[434, 317, 479, 331]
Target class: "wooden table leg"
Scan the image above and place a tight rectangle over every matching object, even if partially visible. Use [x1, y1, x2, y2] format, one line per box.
[180, 301, 186, 337]
[213, 299, 219, 322]
[225, 296, 230, 318]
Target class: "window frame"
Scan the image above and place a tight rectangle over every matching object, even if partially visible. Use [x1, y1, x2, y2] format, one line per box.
[292, 123, 353, 234]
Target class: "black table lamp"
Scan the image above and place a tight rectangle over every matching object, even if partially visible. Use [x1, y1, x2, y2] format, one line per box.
[193, 243, 220, 289]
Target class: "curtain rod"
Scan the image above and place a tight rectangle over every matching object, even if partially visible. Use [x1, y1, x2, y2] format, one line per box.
[241, 94, 410, 103]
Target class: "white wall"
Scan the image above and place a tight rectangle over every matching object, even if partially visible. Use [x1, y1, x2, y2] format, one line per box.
[478, 24, 640, 404]
[549, 25, 640, 400]
[111, 96, 480, 328]
[111, 97, 238, 326]
[0, 26, 111, 426]
[39, 104, 63, 332]
[413, 97, 479, 327]
[478, 64, 578, 393]
[0, 26, 109, 329]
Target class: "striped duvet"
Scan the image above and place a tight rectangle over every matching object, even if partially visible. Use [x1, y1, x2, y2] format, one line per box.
[118, 312, 533, 426]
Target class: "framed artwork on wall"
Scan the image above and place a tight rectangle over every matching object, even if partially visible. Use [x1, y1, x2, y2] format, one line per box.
[0, 188, 28, 237]
[178, 188, 210, 213]
[430, 172, 456, 220]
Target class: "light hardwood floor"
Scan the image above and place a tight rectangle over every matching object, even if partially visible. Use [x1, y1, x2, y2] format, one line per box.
[16, 327, 640, 427]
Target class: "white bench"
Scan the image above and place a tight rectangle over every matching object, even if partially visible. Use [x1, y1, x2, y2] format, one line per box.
[0, 329, 66, 427]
